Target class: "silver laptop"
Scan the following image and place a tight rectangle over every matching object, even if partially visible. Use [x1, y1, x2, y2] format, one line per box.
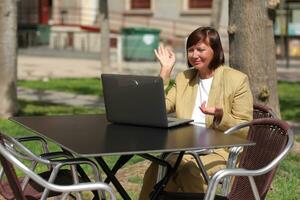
[101, 74, 193, 128]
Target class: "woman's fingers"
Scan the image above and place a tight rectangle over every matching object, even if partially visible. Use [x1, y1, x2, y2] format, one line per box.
[199, 101, 216, 115]
[154, 49, 159, 58]
[158, 43, 165, 55]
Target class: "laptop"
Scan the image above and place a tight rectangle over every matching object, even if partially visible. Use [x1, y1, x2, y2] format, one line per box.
[101, 74, 193, 128]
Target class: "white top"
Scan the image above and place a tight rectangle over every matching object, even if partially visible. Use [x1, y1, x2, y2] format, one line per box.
[191, 77, 213, 127]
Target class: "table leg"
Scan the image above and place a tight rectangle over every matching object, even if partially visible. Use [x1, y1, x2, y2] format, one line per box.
[104, 155, 134, 184]
[95, 156, 131, 200]
[145, 151, 185, 200]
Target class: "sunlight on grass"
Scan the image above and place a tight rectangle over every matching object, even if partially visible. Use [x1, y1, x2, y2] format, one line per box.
[17, 99, 104, 116]
[17, 79, 300, 122]
[18, 78, 103, 96]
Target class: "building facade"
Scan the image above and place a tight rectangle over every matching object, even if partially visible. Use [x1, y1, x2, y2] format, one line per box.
[48, 0, 228, 53]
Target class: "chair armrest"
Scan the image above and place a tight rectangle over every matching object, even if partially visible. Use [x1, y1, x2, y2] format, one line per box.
[40, 151, 74, 160]
[41, 157, 103, 199]
[50, 182, 116, 200]
[50, 157, 101, 181]
[16, 136, 50, 154]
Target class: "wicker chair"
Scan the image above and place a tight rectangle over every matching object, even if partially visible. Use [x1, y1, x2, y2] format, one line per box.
[157, 104, 278, 185]
[253, 103, 277, 119]
[221, 103, 278, 194]
[0, 132, 115, 200]
[156, 118, 294, 200]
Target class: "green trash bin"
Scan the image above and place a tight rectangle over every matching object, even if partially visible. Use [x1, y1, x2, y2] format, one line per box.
[122, 27, 160, 61]
[36, 25, 50, 45]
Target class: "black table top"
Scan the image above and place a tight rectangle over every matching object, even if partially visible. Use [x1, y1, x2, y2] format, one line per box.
[10, 114, 254, 157]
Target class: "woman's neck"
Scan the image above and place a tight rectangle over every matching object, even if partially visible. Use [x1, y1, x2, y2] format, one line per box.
[198, 69, 214, 79]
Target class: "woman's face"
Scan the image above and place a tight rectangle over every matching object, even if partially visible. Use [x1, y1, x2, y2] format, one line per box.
[187, 41, 214, 71]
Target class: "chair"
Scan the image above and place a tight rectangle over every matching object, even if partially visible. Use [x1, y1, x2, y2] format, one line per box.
[222, 103, 278, 194]
[156, 118, 294, 200]
[0, 132, 116, 200]
[253, 103, 277, 119]
[158, 104, 278, 185]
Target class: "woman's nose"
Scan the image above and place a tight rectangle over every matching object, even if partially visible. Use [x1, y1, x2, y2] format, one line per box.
[192, 50, 199, 58]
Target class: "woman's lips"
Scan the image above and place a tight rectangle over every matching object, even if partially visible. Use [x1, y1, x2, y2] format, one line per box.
[192, 60, 203, 65]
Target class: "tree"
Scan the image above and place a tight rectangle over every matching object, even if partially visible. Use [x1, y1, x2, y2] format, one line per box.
[99, 0, 110, 73]
[228, 0, 280, 115]
[0, 0, 18, 119]
[211, 0, 223, 30]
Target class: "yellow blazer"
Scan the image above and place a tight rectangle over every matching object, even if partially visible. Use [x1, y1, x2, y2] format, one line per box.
[165, 65, 253, 138]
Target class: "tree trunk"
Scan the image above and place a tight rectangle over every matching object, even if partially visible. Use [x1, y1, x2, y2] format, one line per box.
[211, 0, 223, 30]
[99, 0, 110, 73]
[0, 0, 18, 119]
[228, 0, 280, 116]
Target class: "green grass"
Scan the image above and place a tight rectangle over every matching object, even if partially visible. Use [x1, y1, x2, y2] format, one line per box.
[18, 78, 103, 96]
[17, 99, 104, 116]
[296, 135, 300, 143]
[278, 81, 300, 121]
[267, 152, 300, 200]
[17, 79, 300, 122]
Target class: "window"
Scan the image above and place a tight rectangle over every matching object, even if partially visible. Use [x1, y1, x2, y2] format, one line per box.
[188, 0, 212, 9]
[131, 0, 151, 9]
[181, 0, 212, 15]
[124, 0, 153, 15]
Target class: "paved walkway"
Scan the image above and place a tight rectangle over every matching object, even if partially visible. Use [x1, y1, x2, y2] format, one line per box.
[18, 47, 300, 82]
[17, 87, 105, 108]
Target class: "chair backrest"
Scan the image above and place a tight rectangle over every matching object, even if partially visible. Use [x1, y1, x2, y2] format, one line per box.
[0, 133, 27, 200]
[0, 132, 116, 200]
[228, 118, 293, 200]
[253, 103, 277, 119]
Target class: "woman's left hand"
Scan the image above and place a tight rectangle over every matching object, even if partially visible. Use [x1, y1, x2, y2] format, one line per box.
[199, 101, 221, 116]
[200, 101, 223, 125]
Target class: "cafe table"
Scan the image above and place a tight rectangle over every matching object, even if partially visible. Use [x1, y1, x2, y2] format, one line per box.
[10, 114, 255, 200]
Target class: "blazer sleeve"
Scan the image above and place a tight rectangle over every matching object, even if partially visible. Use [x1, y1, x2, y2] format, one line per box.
[164, 80, 176, 113]
[214, 75, 253, 138]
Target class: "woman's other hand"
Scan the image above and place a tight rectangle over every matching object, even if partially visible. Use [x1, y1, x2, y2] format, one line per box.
[155, 43, 176, 81]
[200, 101, 223, 125]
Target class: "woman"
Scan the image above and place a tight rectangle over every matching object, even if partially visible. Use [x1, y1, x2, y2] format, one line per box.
[139, 27, 253, 199]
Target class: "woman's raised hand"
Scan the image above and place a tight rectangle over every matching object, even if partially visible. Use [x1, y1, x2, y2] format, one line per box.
[154, 43, 176, 81]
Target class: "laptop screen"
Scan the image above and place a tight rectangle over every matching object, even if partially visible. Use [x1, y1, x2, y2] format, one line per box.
[101, 74, 169, 127]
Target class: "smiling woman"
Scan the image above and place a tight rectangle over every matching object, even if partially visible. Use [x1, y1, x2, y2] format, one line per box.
[139, 27, 253, 200]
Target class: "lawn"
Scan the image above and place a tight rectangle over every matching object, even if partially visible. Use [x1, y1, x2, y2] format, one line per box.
[18, 78, 103, 96]
[0, 78, 299, 199]
[18, 79, 300, 122]
[278, 81, 300, 121]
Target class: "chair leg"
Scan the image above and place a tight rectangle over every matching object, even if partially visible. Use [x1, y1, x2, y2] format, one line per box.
[222, 146, 242, 196]
[61, 192, 71, 200]
[71, 165, 83, 200]
[188, 151, 210, 184]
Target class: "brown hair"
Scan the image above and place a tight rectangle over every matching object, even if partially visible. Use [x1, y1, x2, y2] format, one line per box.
[186, 27, 224, 70]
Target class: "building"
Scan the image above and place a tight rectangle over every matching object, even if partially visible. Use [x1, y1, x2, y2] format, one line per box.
[48, 0, 229, 54]
[275, 0, 300, 61]
[18, 0, 52, 47]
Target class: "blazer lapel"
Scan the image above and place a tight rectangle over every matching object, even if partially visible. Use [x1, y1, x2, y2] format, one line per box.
[206, 66, 224, 127]
[186, 69, 199, 118]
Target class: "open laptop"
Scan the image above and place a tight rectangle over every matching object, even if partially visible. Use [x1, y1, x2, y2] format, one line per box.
[101, 74, 193, 128]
